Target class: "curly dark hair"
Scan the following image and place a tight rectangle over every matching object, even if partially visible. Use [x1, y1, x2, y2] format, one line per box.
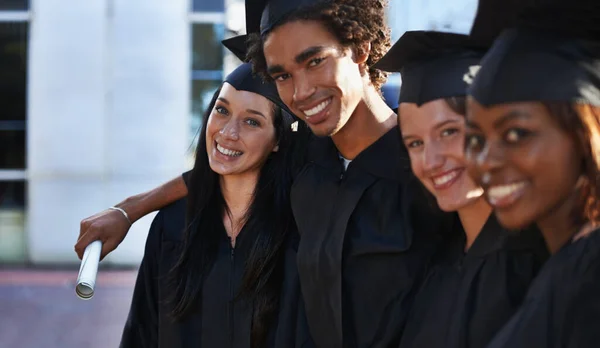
[246, 0, 391, 91]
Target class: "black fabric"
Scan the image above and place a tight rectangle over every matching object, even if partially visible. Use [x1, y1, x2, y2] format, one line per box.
[181, 171, 191, 189]
[468, 28, 600, 107]
[374, 31, 487, 105]
[291, 129, 448, 348]
[222, 35, 248, 61]
[224, 61, 296, 118]
[245, 0, 331, 35]
[487, 228, 600, 348]
[120, 199, 312, 348]
[399, 214, 549, 348]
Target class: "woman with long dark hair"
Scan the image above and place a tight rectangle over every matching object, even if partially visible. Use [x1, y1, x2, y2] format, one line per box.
[119, 40, 312, 347]
[465, 2, 600, 346]
[373, 30, 548, 348]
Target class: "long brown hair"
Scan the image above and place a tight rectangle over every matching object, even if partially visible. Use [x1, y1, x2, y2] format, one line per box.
[543, 102, 600, 227]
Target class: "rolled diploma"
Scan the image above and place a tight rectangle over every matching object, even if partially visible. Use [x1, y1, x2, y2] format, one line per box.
[76, 240, 102, 300]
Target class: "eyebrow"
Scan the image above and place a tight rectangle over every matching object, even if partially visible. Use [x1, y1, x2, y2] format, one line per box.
[402, 119, 461, 141]
[493, 110, 531, 129]
[216, 97, 266, 119]
[246, 109, 267, 119]
[434, 119, 460, 130]
[266, 46, 326, 76]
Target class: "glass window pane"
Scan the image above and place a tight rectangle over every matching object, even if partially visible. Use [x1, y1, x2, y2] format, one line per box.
[0, 0, 28, 10]
[191, 23, 224, 71]
[191, 79, 222, 141]
[0, 130, 26, 169]
[191, 0, 224, 12]
[0, 181, 26, 263]
[0, 22, 27, 122]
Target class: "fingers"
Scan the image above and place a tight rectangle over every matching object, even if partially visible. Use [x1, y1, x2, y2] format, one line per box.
[74, 209, 132, 261]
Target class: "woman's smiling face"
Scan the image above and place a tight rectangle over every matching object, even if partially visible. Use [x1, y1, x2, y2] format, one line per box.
[464, 98, 582, 230]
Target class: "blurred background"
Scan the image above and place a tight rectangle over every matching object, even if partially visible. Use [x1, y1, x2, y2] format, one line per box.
[0, 0, 477, 346]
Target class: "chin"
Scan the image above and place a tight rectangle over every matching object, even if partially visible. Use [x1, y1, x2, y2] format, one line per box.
[494, 211, 533, 231]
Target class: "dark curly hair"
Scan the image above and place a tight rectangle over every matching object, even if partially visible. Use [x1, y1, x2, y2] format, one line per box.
[247, 0, 391, 91]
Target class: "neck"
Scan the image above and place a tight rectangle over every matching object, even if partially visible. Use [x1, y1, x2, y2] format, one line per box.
[457, 197, 493, 251]
[332, 82, 397, 159]
[536, 191, 580, 254]
[219, 171, 258, 240]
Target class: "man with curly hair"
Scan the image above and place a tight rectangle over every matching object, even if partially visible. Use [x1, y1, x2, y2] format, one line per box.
[245, 0, 444, 347]
[74, 0, 444, 347]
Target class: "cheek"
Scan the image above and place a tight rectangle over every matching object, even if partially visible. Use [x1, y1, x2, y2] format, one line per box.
[523, 137, 581, 189]
[408, 151, 430, 188]
[205, 117, 219, 143]
[464, 148, 482, 184]
[450, 136, 468, 165]
[276, 84, 293, 106]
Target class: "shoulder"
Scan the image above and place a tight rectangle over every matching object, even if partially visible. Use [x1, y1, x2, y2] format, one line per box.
[154, 198, 187, 243]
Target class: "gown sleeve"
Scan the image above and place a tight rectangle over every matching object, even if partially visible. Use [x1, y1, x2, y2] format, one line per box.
[119, 211, 164, 348]
[564, 261, 600, 347]
[181, 170, 192, 189]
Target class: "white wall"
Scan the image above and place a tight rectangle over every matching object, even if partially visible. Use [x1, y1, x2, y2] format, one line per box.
[27, 0, 190, 265]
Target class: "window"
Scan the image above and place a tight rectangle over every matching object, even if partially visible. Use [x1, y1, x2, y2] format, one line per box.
[0, 6, 28, 263]
[192, 0, 224, 13]
[189, 1, 225, 144]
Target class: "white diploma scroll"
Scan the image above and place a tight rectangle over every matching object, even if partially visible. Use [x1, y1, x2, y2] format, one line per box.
[76, 240, 102, 300]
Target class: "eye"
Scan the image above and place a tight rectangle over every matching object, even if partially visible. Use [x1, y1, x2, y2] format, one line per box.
[441, 128, 459, 138]
[308, 57, 325, 67]
[504, 128, 531, 144]
[274, 73, 291, 82]
[245, 118, 260, 127]
[406, 140, 424, 149]
[465, 133, 484, 151]
[215, 106, 228, 115]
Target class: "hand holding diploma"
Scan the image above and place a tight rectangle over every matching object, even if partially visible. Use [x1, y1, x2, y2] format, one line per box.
[76, 240, 102, 300]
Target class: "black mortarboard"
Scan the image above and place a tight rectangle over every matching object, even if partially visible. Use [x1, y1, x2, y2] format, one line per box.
[468, 1, 600, 106]
[222, 34, 248, 62]
[373, 31, 488, 106]
[245, 0, 330, 35]
[222, 35, 296, 117]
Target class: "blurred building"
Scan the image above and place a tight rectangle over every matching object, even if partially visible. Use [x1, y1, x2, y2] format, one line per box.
[0, 0, 476, 266]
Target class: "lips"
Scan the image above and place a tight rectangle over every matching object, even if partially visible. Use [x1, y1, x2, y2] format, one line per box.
[431, 169, 463, 190]
[300, 97, 332, 125]
[485, 181, 528, 209]
[216, 143, 243, 157]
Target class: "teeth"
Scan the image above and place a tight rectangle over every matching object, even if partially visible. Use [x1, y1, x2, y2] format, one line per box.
[303, 99, 331, 117]
[433, 170, 460, 186]
[487, 182, 526, 201]
[217, 144, 243, 157]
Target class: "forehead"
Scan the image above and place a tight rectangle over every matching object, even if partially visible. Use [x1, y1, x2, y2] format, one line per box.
[262, 19, 341, 65]
[219, 83, 274, 113]
[400, 100, 463, 124]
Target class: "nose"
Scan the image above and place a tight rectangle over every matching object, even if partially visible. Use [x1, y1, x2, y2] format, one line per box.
[219, 119, 239, 141]
[292, 73, 316, 103]
[472, 141, 504, 179]
[423, 142, 445, 173]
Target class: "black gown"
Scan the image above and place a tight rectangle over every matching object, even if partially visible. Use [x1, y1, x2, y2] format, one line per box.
[120, 198, 312, 348]
[291, 129, 447, 348]
[398, 214, 549, 348]
[487, 228, 600, 348]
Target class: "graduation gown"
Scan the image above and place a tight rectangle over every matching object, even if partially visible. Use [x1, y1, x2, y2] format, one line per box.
[487, 228, 600, 348]
[399, 214, 549, 348]
[120, 198, 311, 348]
[291, 129, 446, 348]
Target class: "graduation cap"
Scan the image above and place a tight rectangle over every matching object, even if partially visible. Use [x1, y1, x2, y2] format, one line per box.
[222, 35, 297, 119]
[468, 0, 600, 106]
[373, 31, 488, 106]
[245, 0, 330, 35]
